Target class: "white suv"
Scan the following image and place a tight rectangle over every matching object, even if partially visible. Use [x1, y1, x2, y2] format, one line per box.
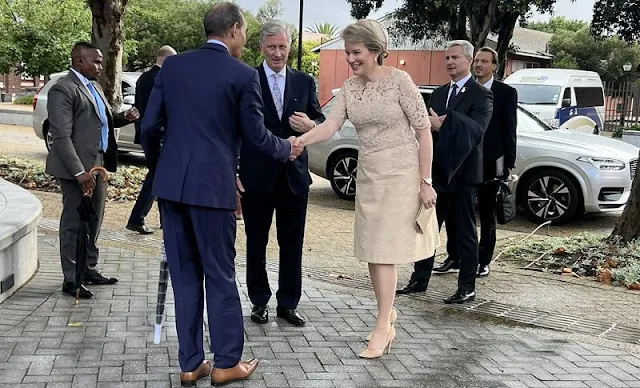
[32, 71, 142, 153]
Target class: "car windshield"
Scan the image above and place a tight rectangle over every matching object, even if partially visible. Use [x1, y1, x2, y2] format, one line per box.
[510, 84, 562, 105]
[517, 106, 550, 132]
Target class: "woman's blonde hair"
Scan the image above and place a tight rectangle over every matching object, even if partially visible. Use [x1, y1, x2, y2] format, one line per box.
[341, 19, 389, 65]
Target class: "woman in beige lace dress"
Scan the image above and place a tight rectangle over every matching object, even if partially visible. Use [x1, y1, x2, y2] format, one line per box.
[292, 19, 439, 358]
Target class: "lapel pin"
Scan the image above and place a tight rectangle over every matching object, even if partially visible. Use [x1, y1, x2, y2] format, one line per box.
[460, 87, 466, 93]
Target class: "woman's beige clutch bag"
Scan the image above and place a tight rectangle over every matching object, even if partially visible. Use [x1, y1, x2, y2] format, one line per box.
[415, 205, 436, 234]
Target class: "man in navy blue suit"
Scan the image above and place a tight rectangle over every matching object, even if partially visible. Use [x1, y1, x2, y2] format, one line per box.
[140, 3, 303, 386]
[238, 20, 325, 328]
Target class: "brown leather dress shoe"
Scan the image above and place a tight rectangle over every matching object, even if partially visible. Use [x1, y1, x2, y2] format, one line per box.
[211, 358, 259, 386]
[180, 360, 211, 387]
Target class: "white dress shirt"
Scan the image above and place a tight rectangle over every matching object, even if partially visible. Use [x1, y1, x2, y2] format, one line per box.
[446, 72, 473, 107]
[482, 76, 495, 90]
[262, 61, 287, 98]
[206, 39, 229, 51]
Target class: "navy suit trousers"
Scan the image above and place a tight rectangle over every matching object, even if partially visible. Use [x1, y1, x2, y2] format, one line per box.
[159, 199, 242, 371]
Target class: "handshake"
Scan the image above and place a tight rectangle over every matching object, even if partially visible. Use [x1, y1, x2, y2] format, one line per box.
[287, 136, 305, 161]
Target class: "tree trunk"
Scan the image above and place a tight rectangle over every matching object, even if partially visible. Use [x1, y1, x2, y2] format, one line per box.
[610, 150, 640, 242]
[88, 0, 128, 107]
[495, 12, 519, 80]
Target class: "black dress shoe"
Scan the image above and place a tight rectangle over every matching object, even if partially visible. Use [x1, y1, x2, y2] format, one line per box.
[477, 265, 490, 277]
[396, 281, 428, 295]
[83, 269, 119, 285]
[250, 305, 268, 324]
[432, 258, 460, 274]
[126, 223, 154, 234]
[444, 290, 476, 304]
[276, 307, 305, 326]
[62, 282, 94, 299]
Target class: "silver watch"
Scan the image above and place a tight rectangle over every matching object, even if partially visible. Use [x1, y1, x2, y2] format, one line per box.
[421, 177, 433, 186]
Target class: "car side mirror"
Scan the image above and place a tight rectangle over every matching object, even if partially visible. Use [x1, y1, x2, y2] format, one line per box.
[123, 95, 135, 105]
[561, 98, 571, 108]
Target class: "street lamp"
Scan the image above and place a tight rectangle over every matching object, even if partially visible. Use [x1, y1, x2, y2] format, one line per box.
[620, 63, 633, 128]
[297, 0, 304, 71]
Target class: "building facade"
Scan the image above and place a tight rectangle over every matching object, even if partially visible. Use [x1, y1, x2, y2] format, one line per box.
[312, 24, 554, 104]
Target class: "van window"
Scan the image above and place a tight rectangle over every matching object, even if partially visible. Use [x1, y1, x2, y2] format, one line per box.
[510, 84, 561, 105]
[574, 87, 604, 108]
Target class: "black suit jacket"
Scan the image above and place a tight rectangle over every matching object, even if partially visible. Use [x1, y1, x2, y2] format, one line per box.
[134, 65, 161, 144]
[483, 80, 517, 179]
[238, 65, 325, 195]
[429, 77, 493, 190]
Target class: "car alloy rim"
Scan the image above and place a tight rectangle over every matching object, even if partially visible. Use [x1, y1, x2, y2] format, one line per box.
[527, 176, 571, 220]
[332, 156, 357, 196]
[46, 131, 53, 149]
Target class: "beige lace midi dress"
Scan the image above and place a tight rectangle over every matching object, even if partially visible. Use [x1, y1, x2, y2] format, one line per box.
[327, 68, 440, 264]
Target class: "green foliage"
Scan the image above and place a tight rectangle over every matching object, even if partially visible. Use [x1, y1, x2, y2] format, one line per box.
[123, 0, 211, 71]
[523, 16, 588, 33]
[256, 0, 283, 23]
[305, 23, 339, 37]
[12, 95, 34, 105]
[345, 0, 568, 78]
[0, 155, 148, 203]
[591, 0, 640, 42]
[0, 0, 91, 77]
[548, 26, 640, 83]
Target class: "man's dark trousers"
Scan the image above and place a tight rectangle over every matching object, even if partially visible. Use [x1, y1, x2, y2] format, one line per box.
[127, 166, 156, 227]
[242, 166, 307, 309]
[477, 179, 500, 267]
[411, 185, 479, 291]
[58, 153, 107, 282]
[159, 199, 242, 372]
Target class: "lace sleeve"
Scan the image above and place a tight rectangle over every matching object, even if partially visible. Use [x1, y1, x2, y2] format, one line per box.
[398, 71, 430, 131]
[327, 86, 348, 128]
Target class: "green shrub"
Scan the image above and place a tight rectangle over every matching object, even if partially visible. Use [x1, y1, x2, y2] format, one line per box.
[12, 95, 34, 105]
[0, 155, 147, 203]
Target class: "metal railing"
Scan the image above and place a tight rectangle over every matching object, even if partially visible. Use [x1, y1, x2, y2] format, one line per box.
[604, 81, 640, 132]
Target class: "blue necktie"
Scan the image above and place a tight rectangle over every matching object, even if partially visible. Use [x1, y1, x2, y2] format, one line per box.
[86, 82, 109, 152]
[447, 83, 458, 109]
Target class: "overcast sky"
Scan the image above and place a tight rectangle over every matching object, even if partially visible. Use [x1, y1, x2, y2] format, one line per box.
[237, 0, 596, 29]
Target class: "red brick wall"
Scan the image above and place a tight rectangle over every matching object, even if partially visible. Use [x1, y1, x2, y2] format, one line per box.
[318, 49, 453, 104]
[1, 72, 23, 94]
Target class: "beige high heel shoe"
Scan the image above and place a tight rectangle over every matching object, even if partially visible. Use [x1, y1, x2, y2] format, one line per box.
[358, 325, 396, 359]
[365, 308, 397, 341]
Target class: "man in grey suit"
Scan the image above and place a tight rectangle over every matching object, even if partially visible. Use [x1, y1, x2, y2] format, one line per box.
[46, 42, 139, 299]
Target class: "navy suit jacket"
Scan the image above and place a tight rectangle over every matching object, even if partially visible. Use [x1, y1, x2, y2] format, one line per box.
[483, 80, 518, 177]
[238, 65, 325, 195]
[429, 77, 493, 189]
[140, 43, 292, 210]
[133, 64, 160, 144]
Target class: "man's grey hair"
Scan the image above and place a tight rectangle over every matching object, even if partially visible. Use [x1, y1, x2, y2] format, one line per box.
[260, 20, 291, 45]
[203, 2, 245, 38]
[446, 40, 474, 59]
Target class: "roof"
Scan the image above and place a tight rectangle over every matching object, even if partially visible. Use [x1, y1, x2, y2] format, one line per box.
[311, 16, 553, 60]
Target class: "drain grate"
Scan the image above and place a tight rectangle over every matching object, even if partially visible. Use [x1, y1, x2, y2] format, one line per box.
[38, 218, 640, 345]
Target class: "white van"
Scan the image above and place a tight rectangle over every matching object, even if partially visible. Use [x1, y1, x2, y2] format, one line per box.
[504, 69, 605, 134]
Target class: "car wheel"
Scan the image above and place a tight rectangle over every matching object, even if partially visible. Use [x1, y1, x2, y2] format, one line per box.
[518, 169, 579, 225]
[44, 126, 53, 152]
[327, 150, 358, 200]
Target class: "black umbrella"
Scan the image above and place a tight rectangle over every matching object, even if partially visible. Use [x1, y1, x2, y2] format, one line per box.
[153, 241, 169, 344]
[74, 166, 108, 305]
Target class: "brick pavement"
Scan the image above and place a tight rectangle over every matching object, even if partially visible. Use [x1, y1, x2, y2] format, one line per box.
[0, 235, 639, 387]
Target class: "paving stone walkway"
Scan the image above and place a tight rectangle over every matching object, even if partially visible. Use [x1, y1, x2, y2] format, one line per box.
[0, 234, 639, 388]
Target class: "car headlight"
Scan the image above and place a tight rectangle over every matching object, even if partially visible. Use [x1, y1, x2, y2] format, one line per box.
[577, 156, 625, 170]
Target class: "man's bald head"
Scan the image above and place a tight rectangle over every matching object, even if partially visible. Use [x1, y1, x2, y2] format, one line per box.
[155, 45, 177, 66]
[71, 42, 103, 80]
